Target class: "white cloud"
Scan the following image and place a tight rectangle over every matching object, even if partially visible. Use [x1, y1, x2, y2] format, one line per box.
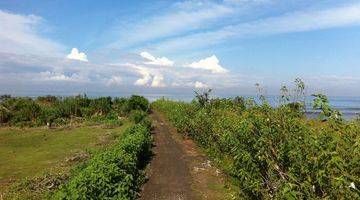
[233, 2, 360, 36]
[0, 10, 64, 56]
[132, 65, 166, 88]
[134, 67, 152, 86]
[194, 81, 209, 88]
[107, 1, 233, 49]
[38, 71, 86, 82]
[106, 75, 122, 86]
[170, 80, 210, 88]
[140, 52, 174, 66]
[151, 2, 360, 54]
[66, 48, 88, 62]
[151, 74, 166, 88]
[185, 55, 228, 74]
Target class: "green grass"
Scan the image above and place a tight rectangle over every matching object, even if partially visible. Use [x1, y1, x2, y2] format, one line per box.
[0, 122, 131, 190]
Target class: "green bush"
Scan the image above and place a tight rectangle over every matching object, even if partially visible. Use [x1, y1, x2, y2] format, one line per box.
[37, 95, 59, 104]
[53, 99, 81, 118]
[0, 95, 149, 127]
[152, 96, 360, 199]
[129, 110, 147, 124]
[0, 106, 11, 123]
[3, 98, 42, 125]
[53, 124, 152, 200]
[88, 97, 112, 116]
[106, 111, 118, 120]
[113, 97, 128, 116]
[125, 95, 149, 113]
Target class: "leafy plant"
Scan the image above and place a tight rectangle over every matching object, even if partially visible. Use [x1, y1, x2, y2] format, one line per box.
[0, 105, 11, 123]
[53, 124, 152, 200]
[129, 110, 147, 124]
[125, 95, 149, 113]
[255, 83, 267, 103]
[152, 85, 359, 199]
[312, 94, 343, 123]
[195, 89, 212, 107]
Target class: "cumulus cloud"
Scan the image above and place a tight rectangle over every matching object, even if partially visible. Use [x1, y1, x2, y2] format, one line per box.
[132, 65, 166, 88]
[194, 81, 209, 88]
[140, 52, 174, 66]
[120, 52, 231, 89]
[106, 75, 122, 86]
[151, 74, 166, 87]
[134, 67, 152, 86]
[0, 10, 64, 56]
[185, 55, 228, 74]
[66, 48, 88, 62]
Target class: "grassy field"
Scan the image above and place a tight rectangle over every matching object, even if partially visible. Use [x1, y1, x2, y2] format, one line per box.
[0, 95, 150, 199]
[0, 122, 131, 197]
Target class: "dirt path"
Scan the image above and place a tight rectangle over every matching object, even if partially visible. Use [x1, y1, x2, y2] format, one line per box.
[140, 111, 233, 200]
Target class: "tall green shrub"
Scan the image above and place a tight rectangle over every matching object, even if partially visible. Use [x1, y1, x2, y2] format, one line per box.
[152, 95, 360, 199]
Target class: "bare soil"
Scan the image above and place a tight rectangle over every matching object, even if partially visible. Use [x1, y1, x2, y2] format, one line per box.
[140, 111, 233, 200]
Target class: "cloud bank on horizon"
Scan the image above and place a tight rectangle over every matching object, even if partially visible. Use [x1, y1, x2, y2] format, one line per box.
[0, 0, 360, 96]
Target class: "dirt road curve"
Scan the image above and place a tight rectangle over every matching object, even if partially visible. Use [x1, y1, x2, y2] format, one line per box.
[140, 111, 233, 200]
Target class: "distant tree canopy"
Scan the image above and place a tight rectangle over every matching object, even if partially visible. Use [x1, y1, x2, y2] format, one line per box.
[0, 95, 149, 127]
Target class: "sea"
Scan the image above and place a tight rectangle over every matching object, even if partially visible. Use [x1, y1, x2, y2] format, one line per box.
[142, 94, 360, 120]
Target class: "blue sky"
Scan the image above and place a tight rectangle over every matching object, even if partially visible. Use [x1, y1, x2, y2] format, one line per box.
[0, 0, 360, 96]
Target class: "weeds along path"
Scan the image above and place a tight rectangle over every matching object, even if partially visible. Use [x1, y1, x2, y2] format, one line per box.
[141, 111, 232, 200]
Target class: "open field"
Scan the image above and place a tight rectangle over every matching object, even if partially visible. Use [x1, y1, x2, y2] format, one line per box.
[0, 122, 131, 198]
[0, 123, 131, 182]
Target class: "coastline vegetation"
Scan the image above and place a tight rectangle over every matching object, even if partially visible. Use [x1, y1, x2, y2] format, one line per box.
[0, 94, 152, 199]
[152, 79, 360, 199]
[1, 81, 359, 199]
[0, 94, 149, 128]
